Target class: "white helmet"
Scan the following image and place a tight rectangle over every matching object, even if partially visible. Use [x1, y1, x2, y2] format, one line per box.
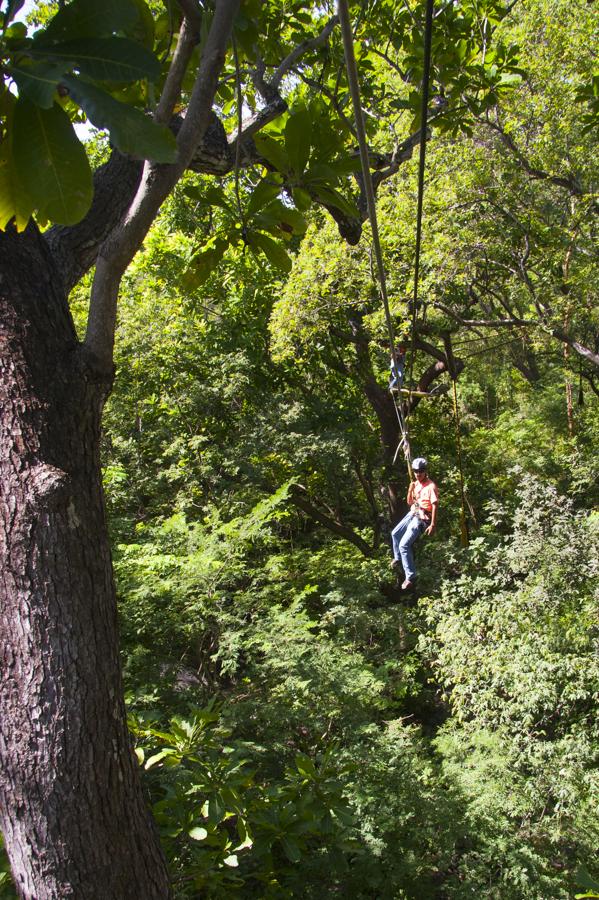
[412, 457, 428, 472]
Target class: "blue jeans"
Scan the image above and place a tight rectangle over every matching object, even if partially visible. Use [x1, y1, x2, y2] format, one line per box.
[389, 362, 404, 390]
[391, 513, 426, 581]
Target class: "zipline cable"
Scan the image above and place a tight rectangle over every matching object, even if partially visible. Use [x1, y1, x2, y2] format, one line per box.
[407, 0, 435, 409]
[337, 0, 435, 479]
[336, 0, 412, 478]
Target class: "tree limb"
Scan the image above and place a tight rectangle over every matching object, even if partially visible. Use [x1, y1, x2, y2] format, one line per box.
[487, 119, 585, 196]
[271, 16, 338, 90]
[289, 486, 374, 557]
[546, 327, 599, 370]
[84, 0, 240, 374]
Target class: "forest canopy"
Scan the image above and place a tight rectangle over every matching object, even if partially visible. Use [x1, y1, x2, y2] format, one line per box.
[0, 0, 597, 897]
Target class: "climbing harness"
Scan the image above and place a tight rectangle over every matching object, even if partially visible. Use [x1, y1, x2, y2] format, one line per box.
[337, 0, 435, 478]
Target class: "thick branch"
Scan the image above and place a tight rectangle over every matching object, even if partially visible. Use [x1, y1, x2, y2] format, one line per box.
[547, 328, 599, 370]
[487, 120, 584, 196]
[155, 16, 199, 124]
[45, 153, 143, 295]
[289, 487, 374, 557]
[84, 0, 240, 373]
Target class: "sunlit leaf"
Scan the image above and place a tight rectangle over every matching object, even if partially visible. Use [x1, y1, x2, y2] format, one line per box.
[247, 230, 292, 272]
[13, 97, 92, 225]
[246, 176, 282, 216]
[11, 60, 67, 109]
[64, 76, 176, 162]
[33, 37, 160, 83]
[36, 0, 140, 43]
[0, 145, 35, 231]
[254, 133, 289, 175]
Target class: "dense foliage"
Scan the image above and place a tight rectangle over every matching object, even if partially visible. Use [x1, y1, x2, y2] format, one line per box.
[1, 0, 597, 896]
[91, 0, 598, 896]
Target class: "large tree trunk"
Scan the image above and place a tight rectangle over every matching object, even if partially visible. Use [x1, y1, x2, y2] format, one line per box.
[0, 226, 170, 898]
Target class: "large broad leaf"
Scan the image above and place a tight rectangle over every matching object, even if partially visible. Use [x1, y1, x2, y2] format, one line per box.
[11, 61, 68, 109]
[284, 105, 312, 177]
[0, 145, 35, 231]
[13, 97, 93, 225]
[247, 231, 292, 272]
[125, 0, 156, 49]
[310, 184, 359, 219]
[181, 237, 229, 289]
[316, 156, 362, 177]
[33, 37, 160, 83]
[255, 200, 307, 236]
[36, 0, 140, 43]
[64, 76, 176, 163]
[246, 176, 283, 216]
[253, 133, 290, 175]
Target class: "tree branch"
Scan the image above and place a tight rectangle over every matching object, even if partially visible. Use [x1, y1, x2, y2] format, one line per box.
[289, 487, 374, 557]
[487, 119, 584, 196]
[546, 327, 599, 370]
[44, 152, 143, 295]
[84, 0, 240, 373]
[271, 16, 338, 90]
[155, 15, 199, 124]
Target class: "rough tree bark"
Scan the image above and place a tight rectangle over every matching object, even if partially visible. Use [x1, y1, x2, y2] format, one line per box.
[0, 227, 171, 898]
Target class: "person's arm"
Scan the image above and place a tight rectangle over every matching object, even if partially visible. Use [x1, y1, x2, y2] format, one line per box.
[425, 501, 438, 536]
[407, 480, 415, 505]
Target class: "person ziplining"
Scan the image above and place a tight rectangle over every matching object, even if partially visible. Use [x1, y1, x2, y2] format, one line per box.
[389, 345, 406, 391]
[390, 457, 438, 590]
[337, 0, 445, 585]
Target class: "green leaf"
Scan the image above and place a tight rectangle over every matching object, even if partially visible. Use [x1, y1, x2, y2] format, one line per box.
[247, 231, 292, 272]
[0, 145, 35, 231]
[576, 867, 599, 893]
[202, 185, 233, 211]
[188, 827, 208, 841]
[37, 0, 140, 42]
[208, 794, 225, 823]
[310, 185, 359, 219]
[11, 61, 67, 109]
[254, 133, 290, 175]
[33, 37, 161, 83]
[497, 72, 523, 87]
[284, 104, 312, 176]
[144, 749, 176, 769]
[125, 0, 155, 49]
[182, 237, 229, 288]
[13, 97, 92, 225]
[295, 752, 317, 776]
[281, 836, 301, 863]
[246, 177, 282, 216]
[320, 156, 362, 176]
[63, 76, 176, 162]
[291, 187, 311, 212]
[255, 200, 307, 236]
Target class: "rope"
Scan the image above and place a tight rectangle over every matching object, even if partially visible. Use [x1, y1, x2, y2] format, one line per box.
[451, 378, 469, 547]
[407, 0, 435, 411]
[337, 0, 412, 477]
[337, 0, 435, 481]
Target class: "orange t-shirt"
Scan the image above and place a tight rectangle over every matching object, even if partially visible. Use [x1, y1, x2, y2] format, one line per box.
[410, 478, 438, 520]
